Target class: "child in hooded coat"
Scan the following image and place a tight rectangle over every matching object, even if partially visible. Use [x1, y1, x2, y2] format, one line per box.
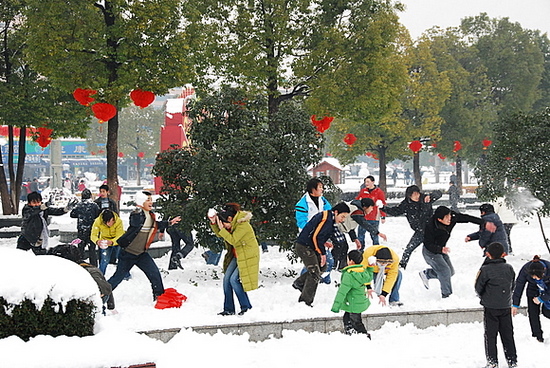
[331, 250, 374, 337]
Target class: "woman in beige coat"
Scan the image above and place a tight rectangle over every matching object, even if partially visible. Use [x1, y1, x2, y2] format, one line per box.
[209, 203, 260, 316]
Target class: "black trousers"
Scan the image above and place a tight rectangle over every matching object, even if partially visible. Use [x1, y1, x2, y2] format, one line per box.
[294, 243, 326, 305]
[343, 312, 368, 334]
[527, 294, 550, 339]
[483, 307, 517, 366]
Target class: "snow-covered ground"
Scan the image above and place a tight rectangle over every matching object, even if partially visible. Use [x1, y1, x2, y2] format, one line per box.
[1, 184, 549, 368]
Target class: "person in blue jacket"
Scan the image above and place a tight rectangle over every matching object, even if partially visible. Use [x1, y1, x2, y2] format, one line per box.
[512, 255, 550, 342]
[465, 203, 510, 255]
[293, 202, 350, 306]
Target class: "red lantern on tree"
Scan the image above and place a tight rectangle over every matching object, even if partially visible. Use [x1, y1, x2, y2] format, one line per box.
[343, 133, 357, 146]
[34, 127, 54, 148]
[73, 88, 97, 106]
[137, 151, 145, 158]
[310, 115, 333, 133]
[453, 140, 462, 152]
[118, 152, 124, 158]
[482, 139, 492, 150]
[130, 89, 155, 109]
[438, 153, 446, 160]
[431, 142, 437, 148]
[92, 103, 117, 123]
[409, 140, 422, 153]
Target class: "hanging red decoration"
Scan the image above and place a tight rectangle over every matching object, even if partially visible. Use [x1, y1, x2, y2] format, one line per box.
[130, 89, 155, 109]
[92, 103, 116, 123]
[365, 152, 373, 157]
[73, 88, 97, 106]
[409, 140, 422, 153]
[98, 149, 105, 154]
[438, 153, 446, 160]
[482, 139, 492, 149]
[431, 142, 437, 148]
[91, 151, 96, 155]
[118, 152, 124, 158]
[310, 115, 334, 133]
[453, 140, 462, 152]
[34, 127, 54, 148]
[137, 151, 145, 158]
[343, 133, 357, 146]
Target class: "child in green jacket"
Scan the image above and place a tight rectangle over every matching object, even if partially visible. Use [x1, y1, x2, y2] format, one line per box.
[331, 250, 374, 338]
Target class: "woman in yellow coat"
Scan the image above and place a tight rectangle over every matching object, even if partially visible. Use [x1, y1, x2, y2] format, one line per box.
[209, 203, 260, 316]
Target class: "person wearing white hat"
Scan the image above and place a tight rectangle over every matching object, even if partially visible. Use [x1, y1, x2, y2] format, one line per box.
[108, 191, 180, 300]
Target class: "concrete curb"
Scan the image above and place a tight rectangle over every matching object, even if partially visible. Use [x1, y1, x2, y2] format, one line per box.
[140, 306, 527, 343]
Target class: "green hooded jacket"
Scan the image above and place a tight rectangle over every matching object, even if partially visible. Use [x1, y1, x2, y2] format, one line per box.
[211, 211, 260, 292]
[331, 264, 373, 314]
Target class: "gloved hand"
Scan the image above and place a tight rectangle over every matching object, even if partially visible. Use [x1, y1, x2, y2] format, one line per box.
[65, 198, 78, 211]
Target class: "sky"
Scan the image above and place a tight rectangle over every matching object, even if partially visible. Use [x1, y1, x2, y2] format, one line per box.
[397, 0, 550, 39]
[0, 176, 549, 367]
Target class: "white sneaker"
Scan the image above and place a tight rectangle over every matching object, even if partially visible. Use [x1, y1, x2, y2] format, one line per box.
[389, 301, 403, 307]
[419, 270, 430, 289]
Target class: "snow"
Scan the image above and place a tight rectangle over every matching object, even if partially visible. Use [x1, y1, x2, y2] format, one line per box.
[1, 188, 549, 368]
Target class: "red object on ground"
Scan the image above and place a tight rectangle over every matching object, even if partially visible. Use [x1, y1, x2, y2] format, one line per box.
[154, 288, 187, 309]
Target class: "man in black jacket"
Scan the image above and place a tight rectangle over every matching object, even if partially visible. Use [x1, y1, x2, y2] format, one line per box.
[382, 185, 442, 269]
[70, 189, 100, 265]
[475, 242, 517, 368]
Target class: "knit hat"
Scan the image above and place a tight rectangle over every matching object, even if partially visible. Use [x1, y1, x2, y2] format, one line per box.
[134, 191, 151, 207]
[81, 189, 92, 200]
[375, 247, 392, 261]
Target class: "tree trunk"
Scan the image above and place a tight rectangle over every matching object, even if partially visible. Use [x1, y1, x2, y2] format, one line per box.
[106, 113, 119, 202]
[413, 152, 422, 191]
[455, 155, 463, 190]
[378, 147, 387, 193]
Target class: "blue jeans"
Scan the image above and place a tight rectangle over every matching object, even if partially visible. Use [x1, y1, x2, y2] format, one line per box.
[358, 220, 380, 248]
[373, 269, 402, 302]
[422, 246, 455, 297]
[108, 250, 165, 298]
[222, 257, 252, 313]
[204, 250, 222, 265]
[99, 245, 121, 274]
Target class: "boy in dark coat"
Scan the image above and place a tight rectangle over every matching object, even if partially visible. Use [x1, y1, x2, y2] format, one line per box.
[17, 191, 76, 255]
[466, 203, 510, 255]
[70, 189, 101, 266]
[381, 185, 442, 269]
[512, 255, 550, 342]
[475, 242, 517, 368]
[420, 206, 485, 298]
[331, 250, 374, 338]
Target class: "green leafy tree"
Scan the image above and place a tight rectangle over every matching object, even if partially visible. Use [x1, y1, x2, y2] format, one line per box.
[24, 0, 191, 199]
[475, 109, 550, 251]
[153, 87, 323, 250]
[304, 3, 409, 192]
[0, 0, 89, 214]
[86, 106, 163, 185]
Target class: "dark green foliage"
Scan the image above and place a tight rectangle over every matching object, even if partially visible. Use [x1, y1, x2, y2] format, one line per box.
[0, 296, 95, 341]
[475, 109, 550, 216]
[153, 87, 324, 250]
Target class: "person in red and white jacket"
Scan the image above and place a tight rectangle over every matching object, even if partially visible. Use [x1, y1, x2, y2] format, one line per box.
[355, 176, 386, 249]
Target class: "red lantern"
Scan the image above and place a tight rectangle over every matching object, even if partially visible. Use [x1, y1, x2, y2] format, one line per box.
[482, 139, 492, 150]
[310, 115, 333, 133]
[91, 151, 96, 155]
[98, 149, 105, 154]
[366, 152, 373, 157]
[431, 142, 437, 148]
[137, 151, 145, 158]
[343, 133, 357, 146]
[438, 153, 446, 160]
[73, 88, 97, 106]
[130, 89, 155, 109]
[92, 103, 116, 123]
[118, 152, 124, 158]
[34, 127, 54, 148]
[453, 140, 462, 152]
[409, 140, 422, 153]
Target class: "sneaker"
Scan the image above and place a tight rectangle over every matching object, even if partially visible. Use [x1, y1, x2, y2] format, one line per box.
[389, 301, 404, 307]
[218, 310, 235, 316]
[419, 270, 430, 289]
